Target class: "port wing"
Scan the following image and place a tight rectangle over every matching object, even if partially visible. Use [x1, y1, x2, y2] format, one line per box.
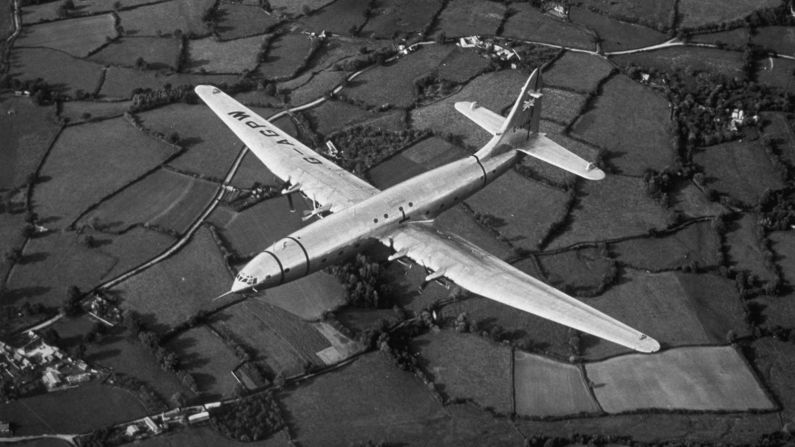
[517, 134, 606, 181]
[195, 86, 379, 212]
[380, 223, 660, 353]
[453, 101, 504, 135]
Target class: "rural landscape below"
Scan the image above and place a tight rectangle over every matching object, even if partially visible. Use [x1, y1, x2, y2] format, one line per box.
[1, 0, 795, 445]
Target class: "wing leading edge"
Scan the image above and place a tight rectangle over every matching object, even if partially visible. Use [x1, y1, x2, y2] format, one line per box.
[381, 224, 661, 353]
[194, 85, 379, 212]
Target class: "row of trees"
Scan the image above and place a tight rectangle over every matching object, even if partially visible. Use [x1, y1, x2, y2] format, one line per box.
[329, 253, 392, 308]
[328, 125, 430, 177]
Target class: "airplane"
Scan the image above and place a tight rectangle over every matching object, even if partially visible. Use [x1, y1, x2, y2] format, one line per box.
[195, 68, 661, 354]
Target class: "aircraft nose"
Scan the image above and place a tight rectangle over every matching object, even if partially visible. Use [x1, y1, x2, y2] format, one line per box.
[230, 278, 248, 292]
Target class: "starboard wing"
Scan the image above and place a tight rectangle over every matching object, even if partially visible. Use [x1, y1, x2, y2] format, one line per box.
[380, 223, 661, 353]
[195, 85, 379, 212]
[454, 101, 504, 135]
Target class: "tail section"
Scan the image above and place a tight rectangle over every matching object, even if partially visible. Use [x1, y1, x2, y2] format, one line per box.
[454, 68, 605, 181]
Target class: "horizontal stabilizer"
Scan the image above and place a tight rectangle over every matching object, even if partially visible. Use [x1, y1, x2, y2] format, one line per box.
[454, 101, 504, 135]
[518, 134, 605, 181]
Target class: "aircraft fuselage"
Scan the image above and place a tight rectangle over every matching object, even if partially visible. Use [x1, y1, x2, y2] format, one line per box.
[232, 144, 518, 291]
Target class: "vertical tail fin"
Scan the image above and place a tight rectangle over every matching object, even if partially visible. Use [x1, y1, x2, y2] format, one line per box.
[499, 67, 542, 135]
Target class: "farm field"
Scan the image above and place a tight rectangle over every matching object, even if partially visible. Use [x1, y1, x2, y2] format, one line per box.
[671, 183, 730, 218]
[137, 103, 242, 180]
[545, 175, 670, 249]
[117, 0, 215, 37]
[34, 116, 176, 228]
[585, 346, 774, 412]
[500, 4, 595, 51]
[580, 271, 747, 359]
[15, 13, 117, 58]
[93, 226, 177, 284]
[435, 0, 506, 38]
[611, 221, 722, 272]
[298, 0, 368, 35]
[257, 33, 314, 81]
[760, 112, 795, 165]
[207, 196, 310, 258]
[75, 168, 218, 236]
[343, 44, 454, 108]
[268, 0, 334, 16]
[3, 231, 115, 309]
[0, 382, 148, 435]
[541, 88, 587, 125]
[59, 100, 131, 124]
[569, 74, 673, 175]
[113, 226, 230, 331]
[359, 0, 442, 39]
[279, 70, 348, 105]
[758, 58, 795, 94]
[18, 0, 159, 24]
[227, 150, 280, 190]
[437, 47, 491, 84]
[131, 426, 291, 447]
[410, 69, 527, 149]
[678, 0, 781, 29]
[187, 35, 267, 74]
[280, 352, 522, 446]
[514, 350, 600, 417]
[85, 334, 188, 402]
[166, 326, 240, 399]
[751, 338, 795, 420]
[576, 0, 675, 31]
[724, 214, 779, 285]
[762, 231, 795, 327]
[9, 47, 104, 96]
[570, 7, 667, 53]
[412, 330, 513, 414]
[691, 28, 750, 49]
[465, 171, 571, 252]
[752, 26, 795, 56]
[537, 246, 613, 296]
[368, 136, 468, 188]
[213, 299, 329, 377]
[89, 37, 182, 71]
[304, 100, 376, 137]
[0, 96, 61, 190]
[543, 51, 614, 93]
[612, 47, 746, 80]
[99, 67, 240, 99]
[253, 272, 346, 321]
[216, 2, 280, 40]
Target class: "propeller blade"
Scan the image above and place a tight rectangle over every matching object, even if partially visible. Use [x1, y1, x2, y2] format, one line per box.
[286, 193, 295, 213]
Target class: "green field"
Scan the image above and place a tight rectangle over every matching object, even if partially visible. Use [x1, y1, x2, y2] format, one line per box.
[89, 37, 182, 71]
[138, 103, 244, 179]
[167, 326, 240, 399]
[435, 0, 506, 38]
[19, 0, 159, 24]
[586, 346, 774, 412]
[752, 26, 795, 56]
[187, 35, 268, 74]
[724, 214, 779, 285]
[0, 96, 61, 190]
[579, 271, 747, 359]
[465, 171, 571, 252]
[678, 0, 781, 29]
[304, 99, 376, 137]
[343, 44, 454, 108]
[544, 51, 614, 93]
[117, 0, 215, 37]
[257, 33, 313, 81]
[269, 0, 334, 16]
[76, 168, 218, 236]
[258, 271, 347, 321]
[545, 175, 670, 249]
[59, 100, 131, 124]
[213, 299, 330, 377]
[360, 0, 442, 39]
[125, 426, 291, 447]
[412, 330, 513, 413]
[541, 88, 587, 125]
[114, 226, 230, 330]
[95, 226, 176, 283]
[0, 382, 148, 435]
[280, 352, 523, 446]
[411, 69, 527, 149]
[86, 334, 188, 402]
[577, 0, 675, 31]
[760, 112, 795, 166]
[34, 117, 176, 228]
[758, 58, 795, 94]
[368, 136, 468, 188]
[501, 4, 595, 51]
[611, 221, 722, 271]
[99, 66, 240, 99]
[10, 47, 104, 96]
[751, 338, 795, 420]
[569, 74, 673, 175]
[571, 7, 666, 53]
[514, 350, 600, 417]
[760, 231, 795, 328]
[216, 2, 280, 40]
[16, 13, 117, 58]
[279, 70, 348, 105]
[299, 0, 368, 35]
[437, 47, 492, 84]
[671, 183, 730, 218]
[538, 246, 613, 295]
[612, 47, 746, 80]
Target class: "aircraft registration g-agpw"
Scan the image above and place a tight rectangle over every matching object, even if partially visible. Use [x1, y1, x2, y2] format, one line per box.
[195, 68, 661, 353]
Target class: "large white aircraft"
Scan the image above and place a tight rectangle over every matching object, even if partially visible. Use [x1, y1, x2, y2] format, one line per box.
[195, 69, 661, 353]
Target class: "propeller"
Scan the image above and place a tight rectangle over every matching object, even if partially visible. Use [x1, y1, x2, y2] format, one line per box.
[279, 178, 300, 213]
